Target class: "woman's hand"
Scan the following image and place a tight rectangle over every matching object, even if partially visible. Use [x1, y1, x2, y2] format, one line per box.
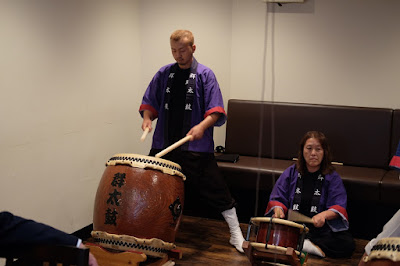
[272, 208, 285, 219]
[312, 210, 338, 227]
[312, 212, 327, 227]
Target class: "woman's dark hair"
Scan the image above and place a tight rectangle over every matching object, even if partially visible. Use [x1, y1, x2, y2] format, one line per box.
[296, 131, 334, 175]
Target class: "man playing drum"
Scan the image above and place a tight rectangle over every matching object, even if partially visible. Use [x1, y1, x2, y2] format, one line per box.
[139, 29, 245, 253]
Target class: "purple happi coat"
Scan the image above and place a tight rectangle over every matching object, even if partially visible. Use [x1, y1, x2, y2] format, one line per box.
[389, 140, 400, 170]
[139, 59, 226, 153]
[265, 164, 350, 232]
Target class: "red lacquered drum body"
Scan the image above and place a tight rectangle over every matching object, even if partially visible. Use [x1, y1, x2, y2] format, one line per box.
[257, 220, 301, 249]
[92, 153, 185, 258]
[249, 217, 308, 256]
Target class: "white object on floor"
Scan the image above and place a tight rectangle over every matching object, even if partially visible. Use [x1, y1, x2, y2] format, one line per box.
[303, 239, 325, 257]
[162, 260, 175, 266]
[222, 207, 245, 253]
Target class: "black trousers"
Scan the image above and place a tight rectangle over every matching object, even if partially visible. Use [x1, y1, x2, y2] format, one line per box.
[307, 224, 355, 258]
[150, 149, 236, 213]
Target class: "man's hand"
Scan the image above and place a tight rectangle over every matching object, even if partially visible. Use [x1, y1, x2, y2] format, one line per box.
[187, 124, 205, 140]
[142, 110, 153, 132]
[187, 113, 221, 141]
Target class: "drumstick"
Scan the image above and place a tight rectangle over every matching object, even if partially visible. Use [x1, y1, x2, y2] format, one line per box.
[287, 209, 313, 224]
[140, 127, 150, 142]
[155, 135, 193, 158]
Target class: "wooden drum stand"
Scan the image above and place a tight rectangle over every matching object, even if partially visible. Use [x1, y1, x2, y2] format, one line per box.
[85, 242, 182, 266]
[243, 241, 307, 266]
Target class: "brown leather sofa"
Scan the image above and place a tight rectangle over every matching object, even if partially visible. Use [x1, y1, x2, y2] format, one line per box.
[217, 99, 400, 240]
[382, 109, 400, 206]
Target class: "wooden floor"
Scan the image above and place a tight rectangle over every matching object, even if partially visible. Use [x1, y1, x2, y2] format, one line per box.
[85, 215, 369, 265]
[169, 215, 368, 266]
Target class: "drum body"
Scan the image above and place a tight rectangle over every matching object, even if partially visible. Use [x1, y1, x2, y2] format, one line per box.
[92, 154, 185, 258]
[248, 217, 309, 256]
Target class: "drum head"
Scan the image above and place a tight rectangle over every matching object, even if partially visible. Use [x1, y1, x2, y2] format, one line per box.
[107, 153, 186, 180]
[251, 217, 309, 232]
[368, 237, 400, 262]
[91, 231, 175, 258]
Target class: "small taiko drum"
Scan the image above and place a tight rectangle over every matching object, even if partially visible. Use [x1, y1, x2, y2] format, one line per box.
[91, 153, 186, 258]
[363, 237, 400, 266]
[247, 217, 309, 257]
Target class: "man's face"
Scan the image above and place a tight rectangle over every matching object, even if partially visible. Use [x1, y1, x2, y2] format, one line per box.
[170, 38, 196, 69]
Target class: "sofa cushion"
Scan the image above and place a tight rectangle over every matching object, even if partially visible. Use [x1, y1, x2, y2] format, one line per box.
[218, 156, 294, 190]
[334, 165, 386, 202]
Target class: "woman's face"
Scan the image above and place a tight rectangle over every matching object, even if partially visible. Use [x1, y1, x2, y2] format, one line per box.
[303, 137, 324, 173]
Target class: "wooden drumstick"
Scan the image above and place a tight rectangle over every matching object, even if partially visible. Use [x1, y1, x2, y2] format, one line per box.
[140, 127, 150, 142]
[155, 135, 193, 158]
[287, 209, 313, 223]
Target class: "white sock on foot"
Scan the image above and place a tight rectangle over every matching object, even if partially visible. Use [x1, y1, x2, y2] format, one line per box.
[221, 207, 245, 253]
[303, 239, 325, 257]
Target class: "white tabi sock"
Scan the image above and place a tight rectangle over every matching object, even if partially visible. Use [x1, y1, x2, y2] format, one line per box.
[221, 207, 245, 253]
[303, 239, 326, 257]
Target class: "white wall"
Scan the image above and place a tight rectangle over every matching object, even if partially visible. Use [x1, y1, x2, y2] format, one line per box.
[0, 0, 399, 235]
[0, 1, 142, 232]
[231, 0, 400, 109]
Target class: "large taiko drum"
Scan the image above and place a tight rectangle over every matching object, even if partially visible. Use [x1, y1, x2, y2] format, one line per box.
[363, 238, 400, 266]
[247, 217, 309, 257]
[91, 153, 186, 258]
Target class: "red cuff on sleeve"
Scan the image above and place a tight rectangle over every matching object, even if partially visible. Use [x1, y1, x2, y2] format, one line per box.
[139, 104, 158, 119]
[204, 106, 226, 118]
[265, 201, 288, 215]
[390, 155, 400, 169]
[329, 205, 348, 220]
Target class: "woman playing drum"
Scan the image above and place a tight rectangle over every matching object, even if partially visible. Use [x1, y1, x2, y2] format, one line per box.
[265, 131, 355, 258]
